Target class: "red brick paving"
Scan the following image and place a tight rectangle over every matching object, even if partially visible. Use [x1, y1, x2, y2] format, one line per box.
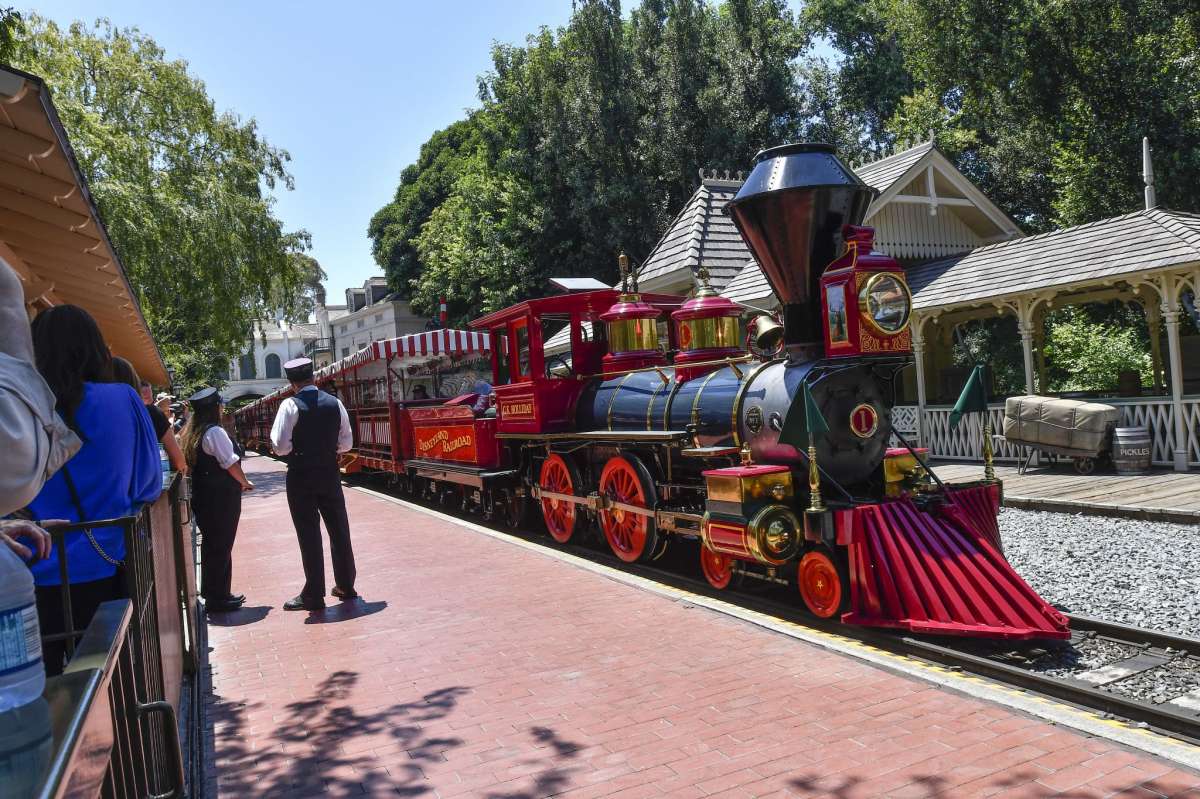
[203, 455, 1200, 798]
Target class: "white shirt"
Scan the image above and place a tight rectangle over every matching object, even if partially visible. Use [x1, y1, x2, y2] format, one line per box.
[201, 425, 240, 470]
[270, 385, 353, 456]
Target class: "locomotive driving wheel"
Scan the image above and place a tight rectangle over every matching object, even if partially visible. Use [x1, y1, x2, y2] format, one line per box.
[797, 547, 848, 619]
[598, 454, 658, 563]
[699, 546, 737, 590]
[539, 454, 581, 543]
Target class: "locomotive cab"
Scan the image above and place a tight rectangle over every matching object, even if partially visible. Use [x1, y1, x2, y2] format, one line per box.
[470, 288, 682, 434]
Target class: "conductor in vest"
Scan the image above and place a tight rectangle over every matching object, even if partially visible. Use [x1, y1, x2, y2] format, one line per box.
[270, 357, 357, 611]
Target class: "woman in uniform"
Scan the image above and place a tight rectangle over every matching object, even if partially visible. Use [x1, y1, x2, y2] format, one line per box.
[180, 388, 254, 613]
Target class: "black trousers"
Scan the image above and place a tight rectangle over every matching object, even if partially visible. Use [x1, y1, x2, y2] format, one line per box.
[286, 465, 356, 600]
[35, 573, 123, 676]
[193, 479, 242, 601]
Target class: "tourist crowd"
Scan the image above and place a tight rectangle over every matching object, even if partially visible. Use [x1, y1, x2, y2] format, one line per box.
[1, 260, 207, 674]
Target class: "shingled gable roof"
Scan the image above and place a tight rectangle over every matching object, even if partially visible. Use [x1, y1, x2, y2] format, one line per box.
[637, 174, 749, 291]
[907, 208, 1200, 312]
[855, 142, 935, 193]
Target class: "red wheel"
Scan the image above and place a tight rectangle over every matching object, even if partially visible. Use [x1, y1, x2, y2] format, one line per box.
[539, 454, 581, 543]
[700, 546, 735, 590]
[798, 548, 847, 619]
[598, 455, 658, 563]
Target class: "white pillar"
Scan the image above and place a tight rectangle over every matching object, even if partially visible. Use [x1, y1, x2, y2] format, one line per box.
[1019, 321, 1036, 395]
[1156, 281, 1185, 470]
[912, 318, 928, 447]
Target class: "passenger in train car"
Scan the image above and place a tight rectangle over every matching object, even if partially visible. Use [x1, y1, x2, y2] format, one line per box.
[270, 357, 358, 611]
[27, 304, 163, 675]
[470, 378, 493, 415]
[112, 356, 187, 475]
[182, 388, 253, 613]
[0, 260, 79, 517]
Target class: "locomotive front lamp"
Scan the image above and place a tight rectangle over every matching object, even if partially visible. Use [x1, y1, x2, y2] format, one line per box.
[819, 225, 913, 358]
[746, 505, 802, 565]
[859, 273, 911, 335]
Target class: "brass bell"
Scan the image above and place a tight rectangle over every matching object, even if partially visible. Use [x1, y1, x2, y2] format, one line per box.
[751, 314, 785, 353]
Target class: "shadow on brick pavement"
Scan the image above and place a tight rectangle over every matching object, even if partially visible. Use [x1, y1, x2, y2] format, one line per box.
[206, 670, 587, 798]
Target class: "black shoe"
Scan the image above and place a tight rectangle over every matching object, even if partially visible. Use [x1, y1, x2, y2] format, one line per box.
[331, 586, 358, 601]
[206, 597, 244, 613]
[226, 593, 246, 604]
[283, 595, 325, 611]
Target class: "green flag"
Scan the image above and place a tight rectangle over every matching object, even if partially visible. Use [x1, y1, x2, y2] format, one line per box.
[779, 381, 829, 448]
[949, 365, 988, 429]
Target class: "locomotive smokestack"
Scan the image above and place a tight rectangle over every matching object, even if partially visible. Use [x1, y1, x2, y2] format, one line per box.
[725, 143, 875, 358]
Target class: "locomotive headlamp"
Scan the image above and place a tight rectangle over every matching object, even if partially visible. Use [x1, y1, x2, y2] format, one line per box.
[819, 226, 913, 357]
[858, 273, 911, 335]
[747, 505, 802, 565]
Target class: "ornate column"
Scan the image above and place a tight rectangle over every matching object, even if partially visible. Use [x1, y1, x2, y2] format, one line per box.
[1013, 297, 1037, 395]
[912, 318, 929, 447]
[1145, 301, 1164, 393]
[1160, 274, 1188, 471]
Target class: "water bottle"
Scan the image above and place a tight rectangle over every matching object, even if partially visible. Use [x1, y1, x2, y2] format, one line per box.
[0, 544, 45, 711]
[160, 443, 170, 475]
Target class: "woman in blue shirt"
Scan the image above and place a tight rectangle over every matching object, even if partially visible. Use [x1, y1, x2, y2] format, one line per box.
[27, 305, 162, 674]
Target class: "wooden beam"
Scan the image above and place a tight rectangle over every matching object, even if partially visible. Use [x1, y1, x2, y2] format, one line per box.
[0, 206, 101, 252]
[888, 193, 974, 207]
[0, 183, 90, 230]
[0, 123, 56, 160]
[0, 158, 76, 200]
[0, 225, 109, 268]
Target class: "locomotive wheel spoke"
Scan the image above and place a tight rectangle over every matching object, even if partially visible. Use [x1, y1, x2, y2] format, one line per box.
[798, 548, 847, 619]
[598, 455, 657, 563]
[539, 454, 578, 544]
[700, 546, 735, 590]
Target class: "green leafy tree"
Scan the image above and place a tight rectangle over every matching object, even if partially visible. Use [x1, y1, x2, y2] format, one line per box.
[9, 17, 312, 387]
[371, 0, 807, 318]
[1043, 306, 1152, 392]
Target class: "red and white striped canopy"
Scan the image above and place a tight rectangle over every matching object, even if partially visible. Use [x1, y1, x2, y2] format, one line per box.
[316, 328, 490, 380]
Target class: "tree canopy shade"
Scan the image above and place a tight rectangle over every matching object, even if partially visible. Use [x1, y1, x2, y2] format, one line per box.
[371, 0, 1200, 323]
[8, 16, 314, 390]
[370, 0, 815, 324]
[811, 0, 1200, 232]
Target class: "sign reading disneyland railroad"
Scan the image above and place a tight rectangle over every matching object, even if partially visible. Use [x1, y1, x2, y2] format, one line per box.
[413, 425, 477, 462]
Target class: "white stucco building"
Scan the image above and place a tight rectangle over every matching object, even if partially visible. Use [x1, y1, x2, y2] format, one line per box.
[330, 277, 428, 361]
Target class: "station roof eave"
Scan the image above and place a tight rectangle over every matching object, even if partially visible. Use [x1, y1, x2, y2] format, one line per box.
[468, 289, 683, 330]
[0, 65, 167, 384]
[907, 208, 1200, 317]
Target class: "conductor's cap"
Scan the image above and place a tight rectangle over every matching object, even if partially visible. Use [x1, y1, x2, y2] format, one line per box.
[188, 387, 223, 408]
[284, 357, 314, 381]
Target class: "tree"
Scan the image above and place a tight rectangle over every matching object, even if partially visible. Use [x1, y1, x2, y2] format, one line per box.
[370, 0, 808, 319]
[808, 0, 1200, 232]
[9, 17, 312, 388]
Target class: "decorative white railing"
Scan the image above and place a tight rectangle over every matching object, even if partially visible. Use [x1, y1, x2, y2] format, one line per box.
[892, 396, 1200, 467]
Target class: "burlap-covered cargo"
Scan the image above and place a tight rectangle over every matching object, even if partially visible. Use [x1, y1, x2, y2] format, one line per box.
[1002, 395, 1119, 455]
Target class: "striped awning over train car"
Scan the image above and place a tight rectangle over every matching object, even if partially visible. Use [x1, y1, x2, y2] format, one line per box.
[316, 329, 490, 380]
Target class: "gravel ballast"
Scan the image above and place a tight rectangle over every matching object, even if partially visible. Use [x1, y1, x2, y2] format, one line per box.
[999, 507, 1200, 638]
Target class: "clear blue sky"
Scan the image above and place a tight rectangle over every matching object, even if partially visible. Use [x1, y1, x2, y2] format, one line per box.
[26, 0, 578, 300]
[27, 1, 813, 302]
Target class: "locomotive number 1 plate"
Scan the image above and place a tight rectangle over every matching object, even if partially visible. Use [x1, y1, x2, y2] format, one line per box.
[849, 403, 879, 438]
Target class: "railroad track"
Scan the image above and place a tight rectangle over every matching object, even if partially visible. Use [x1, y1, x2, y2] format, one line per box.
[355, 476, 1200, 746]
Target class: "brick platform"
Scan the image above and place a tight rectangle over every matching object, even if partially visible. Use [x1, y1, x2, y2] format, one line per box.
[204, 455, 1200, 798]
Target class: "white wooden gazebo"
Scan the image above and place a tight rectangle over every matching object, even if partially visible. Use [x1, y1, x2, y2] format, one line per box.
[902, 208, 1200, 471]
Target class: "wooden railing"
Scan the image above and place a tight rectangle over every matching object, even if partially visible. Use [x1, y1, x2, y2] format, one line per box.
[892, 396, 1200, 467]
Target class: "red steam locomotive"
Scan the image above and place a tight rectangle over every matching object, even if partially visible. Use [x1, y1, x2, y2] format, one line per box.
[235, 143, 1069, 641]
